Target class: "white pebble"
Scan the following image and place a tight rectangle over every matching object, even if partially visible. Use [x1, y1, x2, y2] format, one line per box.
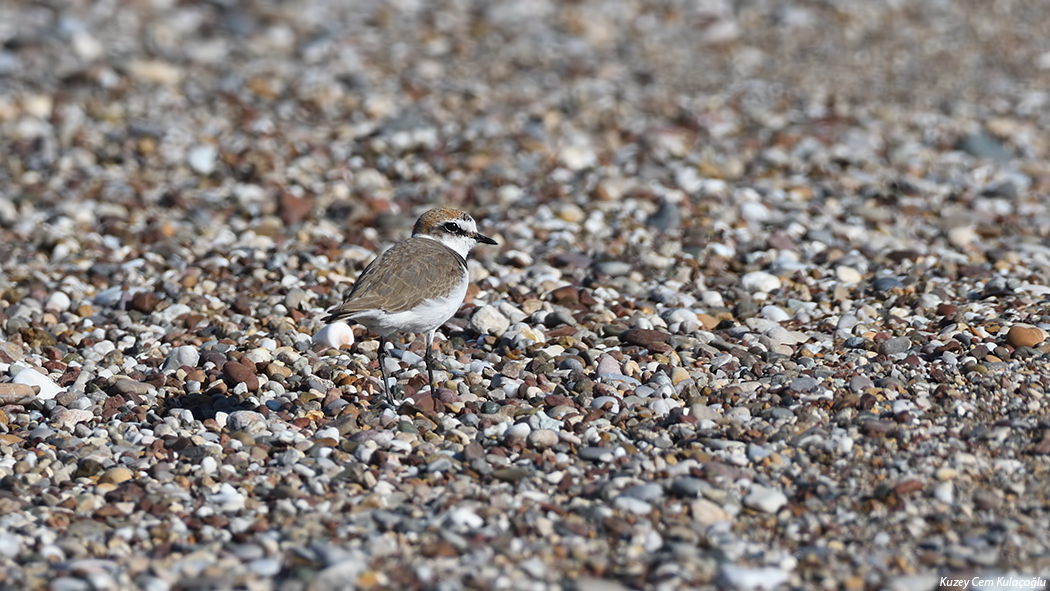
[400, 350, 423, 366]
[739, 201, 771, 223]
[12, 367, 62, 400]
[163, 346, 200, 373]
[187, 144, 218, 175]
[836, 265, 863, 285]
[613, 496, 652, 515]
[947, 225, 978, 249]
[45, 291, 71, 312]
[741, 271, 781, 293]
[700, 290, 725, 307]
[312, 322, 354, 348]
[208, 483, 246, 512]
[827, 433, 854, 455]
[718, 564, 789, 591]
[932, 482, 954, 505]
[200, 456, 218, 475]
[445, 507, 484, 530]
[470, 305, 510, 336]
[760, 305, 791, 322]
[527, 429, 559, 449]
[743, 484, 787, 514]
[649, 398, 671, 417]
[314, 427, 340, 440]
[245, 347, 272, 364]
[558, 144, 597, 171]
[504, 422, 531, 442]
[508, 323, 546, 344]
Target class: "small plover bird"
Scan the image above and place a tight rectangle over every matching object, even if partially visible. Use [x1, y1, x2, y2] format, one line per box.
[323, 207, 497, 403]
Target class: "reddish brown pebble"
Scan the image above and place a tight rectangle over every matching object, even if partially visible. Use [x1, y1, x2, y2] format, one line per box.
[549, 285, 580, 305]
[618, 328, 673, 353]
[894, 478, 923, 496]
[544, 394, 574, 407]
[860, 420, 895, 437]
[222, 360, 260, 391]
[278, 191, 314, 225]
[1007, 324, 1045, 348]
[130, 291, 161, 313]
[406, 392, 435, 414]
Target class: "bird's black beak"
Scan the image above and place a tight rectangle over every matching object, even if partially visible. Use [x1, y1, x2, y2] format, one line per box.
[475, 233, 498, 245]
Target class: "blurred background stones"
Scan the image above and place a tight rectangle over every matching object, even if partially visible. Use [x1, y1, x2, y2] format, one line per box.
[1, 1, 1050, 590]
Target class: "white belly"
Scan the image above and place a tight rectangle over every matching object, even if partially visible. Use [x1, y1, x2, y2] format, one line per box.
[355, 279, 468, 336]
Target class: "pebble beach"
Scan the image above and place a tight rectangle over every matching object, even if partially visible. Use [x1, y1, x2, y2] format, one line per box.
[2, 1, 1050, 590]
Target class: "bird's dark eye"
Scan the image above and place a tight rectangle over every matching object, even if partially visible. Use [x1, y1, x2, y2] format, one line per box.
[443, 222, 461, 234]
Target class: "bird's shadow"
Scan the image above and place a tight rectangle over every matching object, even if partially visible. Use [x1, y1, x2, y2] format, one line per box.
[156, 388, 259, 424]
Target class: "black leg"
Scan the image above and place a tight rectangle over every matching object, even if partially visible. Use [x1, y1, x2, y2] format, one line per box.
[378, 335, 390, 404]
[425, 330, 436, 393]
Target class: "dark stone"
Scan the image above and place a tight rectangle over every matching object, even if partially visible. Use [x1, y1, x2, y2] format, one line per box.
[871, 276, 903, 292]
[619, 329, 672, 353]
[130, 292, 160, 313]
[222, 360, 259, 391]
[199, 350, 227, 368]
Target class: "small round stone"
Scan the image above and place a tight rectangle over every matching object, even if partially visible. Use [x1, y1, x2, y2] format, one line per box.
[226, 410, 268, 435]
[504, 422, 531, 442]
[743, 485, 788, 514]
[1007, 324, 1046, 348]
[740, 271, 781, 293]
[527, 429, 559, 449]
[878, 336, 911, 355]
[223, 360, 260, 391]
[470, 305, 511, 336]
[99, 467, 134, 484]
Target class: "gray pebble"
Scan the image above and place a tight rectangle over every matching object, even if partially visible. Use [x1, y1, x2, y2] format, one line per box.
[612, 496, 652, 514]
[849, 375, 874, 393]
[743, 484, 788, 513]
[47, 578, 90, 591]
[871, 276, 904, 291]
[277, 448, 305, 466]
[0, 535, 21, 559]
[558, 357, 584, 372]
[591, 396, 620, 413]
[592, 261, 632, 276]
[788, 376, 819, 392]
[844, 337, 870, 349]
[620, 483, 664, 502]
[670, 477, 707, 497]
[578, 447, 615, 462]
[249, 557, 283, 577]
[836, 314, 858, 331]
[227, 410, 268, 435]
[427, 457, 454, 472]
[879, 336, 912, 355]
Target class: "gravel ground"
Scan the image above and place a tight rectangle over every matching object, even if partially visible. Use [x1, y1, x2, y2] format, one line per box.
[2, 1, 1050, 590]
